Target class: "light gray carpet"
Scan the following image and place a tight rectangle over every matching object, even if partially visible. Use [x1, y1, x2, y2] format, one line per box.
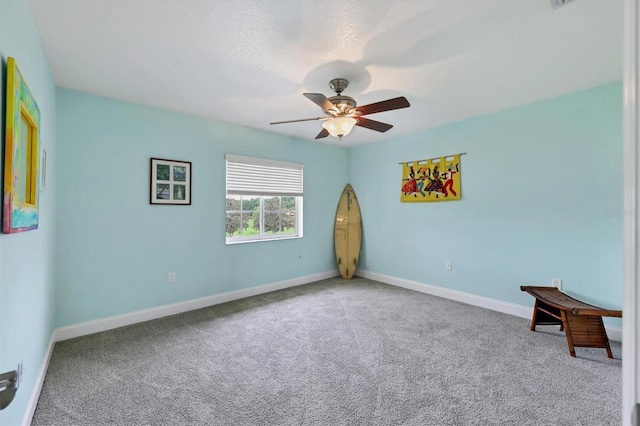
[32, 278, 621, 426]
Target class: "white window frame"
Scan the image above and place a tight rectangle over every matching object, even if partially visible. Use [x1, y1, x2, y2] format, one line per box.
[225, 154, 303, 244]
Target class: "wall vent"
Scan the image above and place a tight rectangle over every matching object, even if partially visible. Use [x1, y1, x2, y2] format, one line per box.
[550, 0, 576, 10]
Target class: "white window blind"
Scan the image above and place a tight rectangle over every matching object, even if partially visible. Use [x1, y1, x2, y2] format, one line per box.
[226, 154, 304, 196]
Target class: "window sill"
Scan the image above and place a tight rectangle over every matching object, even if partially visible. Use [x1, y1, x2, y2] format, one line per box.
[225, 235, 302, 245]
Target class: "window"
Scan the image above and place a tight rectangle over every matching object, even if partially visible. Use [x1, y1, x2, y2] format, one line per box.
[225, 154, 303, 243]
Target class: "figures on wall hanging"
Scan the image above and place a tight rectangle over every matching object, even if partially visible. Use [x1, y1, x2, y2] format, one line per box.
[400, 153, 463, 202]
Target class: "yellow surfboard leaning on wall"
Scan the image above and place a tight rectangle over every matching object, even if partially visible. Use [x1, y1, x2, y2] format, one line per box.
[334, 184, 362, 279]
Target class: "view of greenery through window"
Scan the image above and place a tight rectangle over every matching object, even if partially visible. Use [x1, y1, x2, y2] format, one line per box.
[226, 196, 296, 238]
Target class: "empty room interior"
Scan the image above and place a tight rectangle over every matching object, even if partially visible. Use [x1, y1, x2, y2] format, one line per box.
[0, 0, 631, 425]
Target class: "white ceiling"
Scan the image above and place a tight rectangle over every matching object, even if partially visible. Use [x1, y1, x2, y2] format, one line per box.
[29, 0, 622, 148]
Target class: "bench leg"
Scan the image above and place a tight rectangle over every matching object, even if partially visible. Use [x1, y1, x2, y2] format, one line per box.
[605, 341, 614, 359]
[560, 311, 576, 357]
[530, 300, 539, 331]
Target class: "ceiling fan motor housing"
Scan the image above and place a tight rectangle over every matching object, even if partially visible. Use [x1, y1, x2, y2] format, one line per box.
[328, 95, 357, 114]
[327, 79, 356, 114]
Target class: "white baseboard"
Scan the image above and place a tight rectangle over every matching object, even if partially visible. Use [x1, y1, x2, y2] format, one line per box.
[54, 270, 339, 342]
[21, 332, 56, 426]
[356, 270, 622, 343]
[607, 325, 623, 343]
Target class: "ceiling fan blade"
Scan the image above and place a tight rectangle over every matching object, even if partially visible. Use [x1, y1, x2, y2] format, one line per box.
[270, 117, 327, 125]
[315, 128, 329, 139]
[355, 96, 410, 116]
[355, 117, 393, 133]
[303, 93, 336, 113]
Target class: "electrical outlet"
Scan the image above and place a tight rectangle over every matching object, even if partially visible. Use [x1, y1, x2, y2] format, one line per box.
[445, 261, 452, 271]
[552, 278, 562, 290]
[168, 272, 176, 283]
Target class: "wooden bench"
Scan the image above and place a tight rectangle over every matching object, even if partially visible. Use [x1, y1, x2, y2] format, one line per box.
[520, 286, 622, 358]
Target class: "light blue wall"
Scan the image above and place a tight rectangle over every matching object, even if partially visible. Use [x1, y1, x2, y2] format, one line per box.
[55, 89, 349, 327]
[0, 2, 624, 423]
[349, 83, 623, 326]
[0, 1, 57, 425]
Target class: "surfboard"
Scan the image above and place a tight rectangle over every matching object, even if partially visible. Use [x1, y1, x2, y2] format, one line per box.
[334, 184, 362, 279]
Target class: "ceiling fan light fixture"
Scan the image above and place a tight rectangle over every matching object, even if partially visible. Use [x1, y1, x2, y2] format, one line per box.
[322, 117, 357, 139]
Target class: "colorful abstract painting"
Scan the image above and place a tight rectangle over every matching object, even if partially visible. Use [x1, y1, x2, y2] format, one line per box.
[3, 57, 41, 233]
[400, 154, 461, 202]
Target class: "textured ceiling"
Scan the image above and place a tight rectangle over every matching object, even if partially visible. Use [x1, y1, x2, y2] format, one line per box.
[30, 0, 622, 147]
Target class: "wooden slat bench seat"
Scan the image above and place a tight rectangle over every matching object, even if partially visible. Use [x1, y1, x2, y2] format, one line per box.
[520, 286, 622, 358]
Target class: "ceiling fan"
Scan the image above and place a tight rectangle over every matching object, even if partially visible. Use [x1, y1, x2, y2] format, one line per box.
[270, 78, 410, 140]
